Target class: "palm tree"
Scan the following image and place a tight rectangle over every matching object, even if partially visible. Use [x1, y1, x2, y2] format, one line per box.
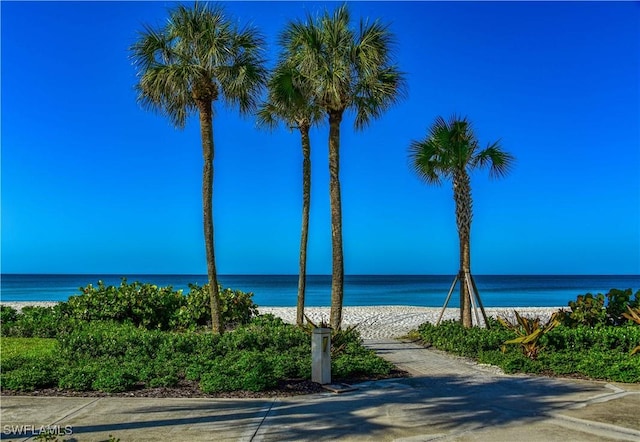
[409, 115, 514, 328]
[131, 3, 267, 334]
[280, 5, 406, 329]
[257, 62, 322, 326]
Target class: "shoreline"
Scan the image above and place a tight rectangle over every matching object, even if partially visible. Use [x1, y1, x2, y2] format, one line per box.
[1, 302, 562, 339]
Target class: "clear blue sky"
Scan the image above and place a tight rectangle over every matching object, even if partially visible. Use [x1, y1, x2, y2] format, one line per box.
[2, 1, 639, 275]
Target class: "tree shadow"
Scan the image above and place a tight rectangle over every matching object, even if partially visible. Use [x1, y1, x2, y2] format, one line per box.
[13, 373, 603, 441]
[252, 374, 603, 440]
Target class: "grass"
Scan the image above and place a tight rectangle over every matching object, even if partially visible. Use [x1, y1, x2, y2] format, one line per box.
[1, 337, 58, 359]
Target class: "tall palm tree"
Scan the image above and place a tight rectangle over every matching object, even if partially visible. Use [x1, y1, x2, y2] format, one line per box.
[257, 62, 322, 326]
[280, 5, 406, 329]
[131, 3, 267, 334]
[409, 115, 514, 328]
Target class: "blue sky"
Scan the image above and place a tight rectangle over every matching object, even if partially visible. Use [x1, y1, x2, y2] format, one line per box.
[2, 1, 639, 275]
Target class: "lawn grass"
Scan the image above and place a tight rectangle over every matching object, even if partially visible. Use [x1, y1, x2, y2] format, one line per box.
[1, 337, 58, 359]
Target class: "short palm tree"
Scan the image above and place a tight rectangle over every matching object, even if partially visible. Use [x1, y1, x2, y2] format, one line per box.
[257, 61, 322, 326]
[131, 3, 267, 334]
[280, 5, 406, 329]
[409, 115, 514, 328]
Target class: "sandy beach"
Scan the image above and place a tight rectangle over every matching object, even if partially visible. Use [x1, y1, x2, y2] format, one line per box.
[2, 302, 561, 339]
[260, 306, 562, 339]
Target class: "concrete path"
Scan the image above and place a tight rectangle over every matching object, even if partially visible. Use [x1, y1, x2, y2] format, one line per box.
[1, 339, 639, 441]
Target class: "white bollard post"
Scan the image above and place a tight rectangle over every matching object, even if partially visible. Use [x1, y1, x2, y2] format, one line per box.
[311, 327, 331, 385]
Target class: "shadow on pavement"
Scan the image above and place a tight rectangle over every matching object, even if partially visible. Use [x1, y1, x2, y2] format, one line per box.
[23, 372, 603, 441]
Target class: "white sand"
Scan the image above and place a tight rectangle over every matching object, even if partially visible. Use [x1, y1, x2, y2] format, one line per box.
[259, 306, 563, 339]
[2, 301, 61, 311]
[1, 302, 561, 339]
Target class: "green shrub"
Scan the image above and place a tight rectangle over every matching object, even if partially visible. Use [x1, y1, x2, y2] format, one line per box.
[217, 315, 308, 355]
[148, 373, 179, 388]
[606, 288, 640, 326]
[185, 358, 216, 382]
[67, 279, 185, 331]
[2, 305, 72, 338]
[92, 363, 138, 393]
[558, 293, 606, 327]
[538, 349, 640, 383]
[3, 312, 394, 394]
[333, 351, 392, 379]
[199, 351, 278, 392]
[418, 320, 513, 358]
[175, 283, 259, 330]
[270, 347, 310, 379]
[0, 306, 18, 335]
[0, 355, 58, 391]
[499, 352, 543, 374]
[543, 325, 640, 353]
[329, 327, 393, 379]
[416, 318, 640, 382]
[57, 321, 165, 359]
[58, 360, 102, 391]
[558, 288, 640, 328]
[5, 280, 261, 335]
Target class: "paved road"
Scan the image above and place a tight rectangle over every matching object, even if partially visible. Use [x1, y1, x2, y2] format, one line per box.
[1, 339, 639, 441]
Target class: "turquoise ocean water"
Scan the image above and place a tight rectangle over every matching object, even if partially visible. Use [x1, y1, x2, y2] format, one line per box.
[1, 274, 639, 308]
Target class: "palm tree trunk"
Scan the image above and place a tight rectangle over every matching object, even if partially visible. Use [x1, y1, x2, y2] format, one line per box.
[328, 110, 344, 330]
[198, 101, 223, 335]
[453, 170, 473, 328]
[296, 124, 312, 326]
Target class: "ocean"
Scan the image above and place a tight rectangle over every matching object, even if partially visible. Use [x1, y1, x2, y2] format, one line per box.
[1, 274, 639, 308]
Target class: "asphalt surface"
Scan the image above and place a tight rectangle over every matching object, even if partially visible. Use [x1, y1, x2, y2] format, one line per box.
[1, 339, 639, 441]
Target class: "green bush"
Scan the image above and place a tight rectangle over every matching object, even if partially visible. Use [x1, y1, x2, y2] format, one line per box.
[0, 355, 58, 391]
[538, 349, 640, 383]
[1, 305, 72, 338]
[218, 315, 307, 355]
[333, 351, 392, 379]
[417, 317, 640, 382]
[0, 306, 18, 335]
[559, 293, 606, 327]
[67, 279, 185, 331]
[53, 316, 315, 392]
[58, 360, 101, 391]
[605, 288, 640, 326]
[3, 313, 395, 394]
[558, 288, 640, 328]
[328, 325, 393, 379]
[175, 283, 259, 330]
[57, 321, 165, 359]
[4, 280, 261, 336]
[148, 373, 180, 388]
[91, 363, 138, 393]
[418, 320, 513, 358]
[543, 325, 640, 353]
[199, 351, 278, 392]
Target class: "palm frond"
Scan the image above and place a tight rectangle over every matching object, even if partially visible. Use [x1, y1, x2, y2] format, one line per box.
[257, 61, 323, 132]
[474, 141, 516, 178]
[408, 114, 514, 187]
[131, 2, 267, 127]
[408, 138, 446, 185]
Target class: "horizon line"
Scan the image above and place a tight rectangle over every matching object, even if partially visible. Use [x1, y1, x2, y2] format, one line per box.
[2, 273, 639, 277]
